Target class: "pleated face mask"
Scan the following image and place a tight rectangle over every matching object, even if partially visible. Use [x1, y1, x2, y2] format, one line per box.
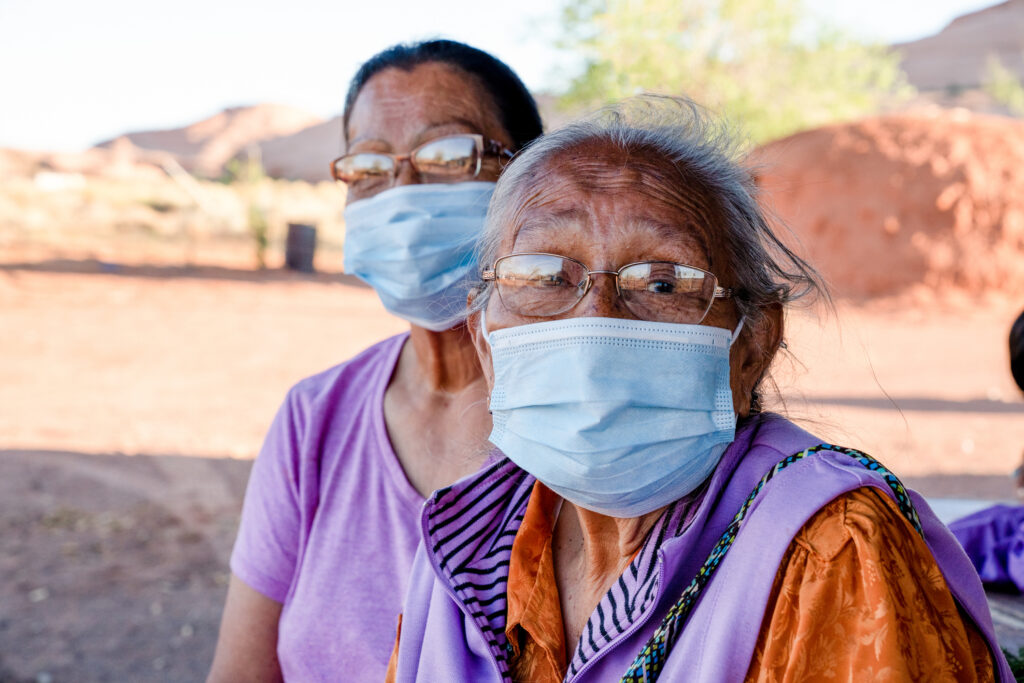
[343, 182, 495, 331]
[482, 312, 743, 518]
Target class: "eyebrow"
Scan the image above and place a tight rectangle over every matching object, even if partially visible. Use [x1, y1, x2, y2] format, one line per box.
[413, 119, 482, 145]
[638, 219, 708, 248]
[627, 218, 713, 262]
[511, 209, 586, 244]
[348, 118, 482, 150]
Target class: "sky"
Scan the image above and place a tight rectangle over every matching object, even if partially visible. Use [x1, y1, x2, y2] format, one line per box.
[0, 0, 1001, 152]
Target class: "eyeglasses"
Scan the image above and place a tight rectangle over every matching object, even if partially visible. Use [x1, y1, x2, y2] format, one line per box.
[482, 252, 733, 324]
[330, 133, 513, 192]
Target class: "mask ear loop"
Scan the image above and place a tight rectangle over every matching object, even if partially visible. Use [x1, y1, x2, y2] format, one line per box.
[479, 307, 492, 344]
[479, 307, 494, 413]
[729, 316, 745, 348]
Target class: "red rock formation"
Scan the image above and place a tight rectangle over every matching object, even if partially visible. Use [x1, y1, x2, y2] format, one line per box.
[754, 109, 1024, 298]
[95, 104, 323, 178]
[896, 0, 1024, 91]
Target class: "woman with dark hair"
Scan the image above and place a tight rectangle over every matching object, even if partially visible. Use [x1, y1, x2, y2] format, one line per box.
[207, 40, 543, 681]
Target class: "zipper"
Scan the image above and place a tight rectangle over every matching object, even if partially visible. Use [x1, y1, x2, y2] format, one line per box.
[565, 550, 668, 682]
[424, 527, 507, 682]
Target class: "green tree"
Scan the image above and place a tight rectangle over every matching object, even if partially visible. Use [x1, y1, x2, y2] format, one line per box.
[984, 55, 1024, 116]
[558, 0, 911, 143]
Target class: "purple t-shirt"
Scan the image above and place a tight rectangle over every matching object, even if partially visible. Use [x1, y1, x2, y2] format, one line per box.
[230, 333, 423, 679]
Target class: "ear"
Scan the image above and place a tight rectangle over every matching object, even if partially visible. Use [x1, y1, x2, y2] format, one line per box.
[466, 291, 495, 390]
[729, 302, 784, 417]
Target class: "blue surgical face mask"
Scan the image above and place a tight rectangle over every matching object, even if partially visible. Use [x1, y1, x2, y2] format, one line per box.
[481, 312, 744, 518]
[343, 182, 495, 331]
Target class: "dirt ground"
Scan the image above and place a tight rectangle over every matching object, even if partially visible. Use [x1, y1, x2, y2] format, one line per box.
[2, 255, 1023, 681]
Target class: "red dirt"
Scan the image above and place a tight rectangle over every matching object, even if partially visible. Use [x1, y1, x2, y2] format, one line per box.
[755, 109, 1024, 299]
[1, 258, 1022, 680]
[3, 108, 1024, 679]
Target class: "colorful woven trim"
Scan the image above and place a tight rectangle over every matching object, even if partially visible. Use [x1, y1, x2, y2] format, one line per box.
[619, 444, 922, 683]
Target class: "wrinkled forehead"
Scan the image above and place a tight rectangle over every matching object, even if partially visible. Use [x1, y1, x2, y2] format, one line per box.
[499, 139, 729, 258]
[346, 62, 505, 149]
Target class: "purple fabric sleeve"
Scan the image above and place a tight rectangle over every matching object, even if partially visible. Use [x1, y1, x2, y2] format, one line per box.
[950, 504, 1024, 590]
[229, 389, 305, 603]
[225, 334, 426, 679]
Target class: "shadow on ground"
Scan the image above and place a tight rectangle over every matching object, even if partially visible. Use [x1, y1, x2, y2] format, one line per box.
[787, 395, 1024, 414]
[0, 449, 253, 682]
[904, 473, 1018, 500]
[5, 449, 1024, 678]
[0, 258, 369, 287]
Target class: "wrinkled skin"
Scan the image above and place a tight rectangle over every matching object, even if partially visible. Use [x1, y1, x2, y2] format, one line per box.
[468, 141, 783, 654]
[344, 62, 514, 498]
[344, 62, 509, 203]
[208, 61, 516, 683]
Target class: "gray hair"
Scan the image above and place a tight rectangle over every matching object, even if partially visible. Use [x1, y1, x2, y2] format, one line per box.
[471, 95, 827, 329]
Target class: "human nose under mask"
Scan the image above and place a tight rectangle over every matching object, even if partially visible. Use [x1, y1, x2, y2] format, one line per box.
[343, 182, 495, 331]
[479, 309, 744, 517]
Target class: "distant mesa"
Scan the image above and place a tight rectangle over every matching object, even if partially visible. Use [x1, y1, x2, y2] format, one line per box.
[3, 1, 1024, 303]
[94, 103, 324, 179]
[896, 0, 1024, 98]
[1, 138, 170, 182]
[75, 1, 1024, 183]
[2, 1, 1022, 185]
[67, 0, 1024, 184]
[256, 116, 343, 183]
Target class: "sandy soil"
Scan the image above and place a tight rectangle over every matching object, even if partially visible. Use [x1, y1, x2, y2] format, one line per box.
[1, 258, 1023, 681]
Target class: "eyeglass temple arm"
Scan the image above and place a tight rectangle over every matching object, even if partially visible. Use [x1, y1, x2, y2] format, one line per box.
[484, 140, 515, 158]
[713, 287, 732, 299]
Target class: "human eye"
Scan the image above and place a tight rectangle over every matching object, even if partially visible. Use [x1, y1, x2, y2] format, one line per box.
[534, 269, 575, 287]
[495, 254, 583, 317]
[620, 263, 674, 293]
[414, 135, 478, 178]
[500, 267, 570, 288]
[645, 278, 677, 294]
[337, 153, 392, 188]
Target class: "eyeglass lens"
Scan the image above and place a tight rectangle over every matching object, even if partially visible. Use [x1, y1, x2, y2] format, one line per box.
[333, 134, 481, 191]
[493, 253, 718, 324]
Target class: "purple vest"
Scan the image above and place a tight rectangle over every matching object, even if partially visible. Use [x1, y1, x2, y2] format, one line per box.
[394, 415, 1012, 681]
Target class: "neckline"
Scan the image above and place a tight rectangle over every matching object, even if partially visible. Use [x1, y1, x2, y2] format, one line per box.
[372, 332, 426, 508]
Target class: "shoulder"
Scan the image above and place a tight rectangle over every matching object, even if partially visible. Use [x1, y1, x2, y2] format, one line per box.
[752, 487, 996, 681]
[283, 333, 408, 418]
[255, 333, 408, 474]
[792, 487, 920, 563]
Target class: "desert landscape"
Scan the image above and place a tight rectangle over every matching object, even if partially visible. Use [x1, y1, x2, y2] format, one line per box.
[3, 111, 1024, 678]
[2, 235, 1023, 682]
[3, 2, 1024, 680]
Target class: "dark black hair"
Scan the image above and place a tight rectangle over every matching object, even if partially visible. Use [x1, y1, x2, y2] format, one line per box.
[342, 39, 543, 152]
[1011, 308, 1024, 392]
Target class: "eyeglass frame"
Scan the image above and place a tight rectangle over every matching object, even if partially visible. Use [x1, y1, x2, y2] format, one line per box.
[481, 252, 734, 323]
[329, 133, 515, 185]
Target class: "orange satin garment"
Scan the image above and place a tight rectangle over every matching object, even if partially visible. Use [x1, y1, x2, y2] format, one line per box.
[505, 484, 994, 683]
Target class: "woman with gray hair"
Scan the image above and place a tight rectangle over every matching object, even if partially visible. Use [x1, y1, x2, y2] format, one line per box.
[385, 97, 1010, 681]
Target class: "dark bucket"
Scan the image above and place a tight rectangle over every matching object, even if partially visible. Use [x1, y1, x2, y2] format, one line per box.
[285, 223, 317, 273]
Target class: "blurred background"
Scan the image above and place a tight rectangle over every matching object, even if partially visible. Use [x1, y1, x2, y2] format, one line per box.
[2, 0, 1024, 680]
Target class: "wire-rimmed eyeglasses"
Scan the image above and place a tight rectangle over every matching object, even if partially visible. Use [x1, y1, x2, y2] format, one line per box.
[481, 252, 733, 324]
[330, 133, 513, 194]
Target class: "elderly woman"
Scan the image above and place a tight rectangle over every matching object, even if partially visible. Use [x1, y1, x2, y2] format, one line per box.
[207, 40, 542, 681]
[387, 97, 1010, 681]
